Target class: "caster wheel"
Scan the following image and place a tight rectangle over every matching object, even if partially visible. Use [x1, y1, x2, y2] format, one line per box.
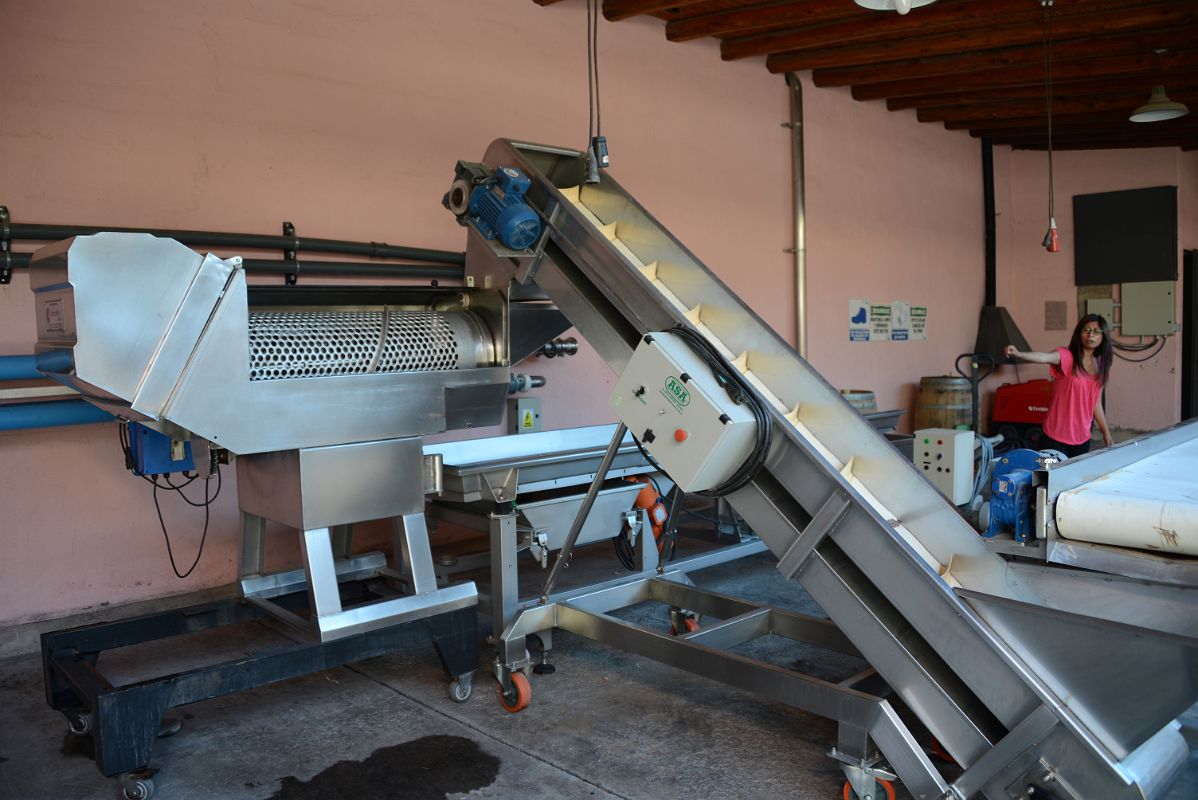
[497, 671, 531, 713]
[842, 778, 896, 800]
[669, 614, 700, 636]
[929, 737, 955, 764]
[121, 777, 155, 800]
[67, 711, 93, 736]
[449, 677, 473, 703]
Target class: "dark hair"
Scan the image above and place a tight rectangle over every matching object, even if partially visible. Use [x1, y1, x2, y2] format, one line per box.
[1068, 313, 1112, 386]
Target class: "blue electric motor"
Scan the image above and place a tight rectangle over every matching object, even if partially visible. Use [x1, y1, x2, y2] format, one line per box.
[983, 448, 1060, 542]
[468, 166, 542, 250]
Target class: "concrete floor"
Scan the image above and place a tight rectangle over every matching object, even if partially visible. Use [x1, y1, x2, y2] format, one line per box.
[1, 544, 1195, 800]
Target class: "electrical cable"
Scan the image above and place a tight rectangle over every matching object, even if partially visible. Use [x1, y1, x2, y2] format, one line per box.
[663, 326, 774, 497]
[592, 0, 601, 139]
[586, 0, 594, 147]
[1114, 337, 1167, 362]
[117, 421, 221, 578]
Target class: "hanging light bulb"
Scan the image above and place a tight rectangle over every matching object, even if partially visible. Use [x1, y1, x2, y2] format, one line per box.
[1130, 85, 1190, 123]
[854, 0, 938, 15]
[1130, 49, 1190, 123]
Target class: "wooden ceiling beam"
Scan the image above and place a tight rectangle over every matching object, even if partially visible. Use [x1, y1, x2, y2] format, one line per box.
[946, 110, 1198, 130]
[814, 26, 1198, 85]
[967, 117, 1198, 137]
[761, 2, 1197, 71]
[853, 48, 1198, 101]
[725, 0, 1096, 60]
[603, 0, 712, 21]
[885, 70, 1198, 111]
[919, 95, 1161, 123]
[666, 0, 863, 43]
[1010, 139, 1193, 150]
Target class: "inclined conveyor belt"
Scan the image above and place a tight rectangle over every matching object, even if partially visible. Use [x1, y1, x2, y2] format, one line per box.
[467, 139, 1198, 800]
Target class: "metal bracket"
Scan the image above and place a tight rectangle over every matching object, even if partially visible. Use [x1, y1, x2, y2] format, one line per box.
[514, 203, 560, 286]
[283, 220, 298, 285]
[1, 206, 11, 285]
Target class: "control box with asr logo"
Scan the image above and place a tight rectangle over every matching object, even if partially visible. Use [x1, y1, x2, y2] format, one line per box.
[609, 332, 757, 493]
[914, 428, 974, 505]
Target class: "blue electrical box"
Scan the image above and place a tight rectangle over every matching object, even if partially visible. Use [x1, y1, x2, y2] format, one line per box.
[128, 422, 195, 476]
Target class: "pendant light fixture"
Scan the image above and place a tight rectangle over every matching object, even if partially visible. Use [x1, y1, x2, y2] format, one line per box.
[1130, 50, 1190, 123]
[1041, 0, 1059, 253]
[854, 0, 937, 15]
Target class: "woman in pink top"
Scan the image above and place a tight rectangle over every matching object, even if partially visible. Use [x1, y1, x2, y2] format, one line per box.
[1004, 314, 1114, 458]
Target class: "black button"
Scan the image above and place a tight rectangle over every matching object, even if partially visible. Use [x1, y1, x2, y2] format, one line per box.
[642, 429, 656, 444]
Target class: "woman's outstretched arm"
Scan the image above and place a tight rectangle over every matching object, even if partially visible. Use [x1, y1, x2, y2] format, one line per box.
[1004, 344, 1061, 365]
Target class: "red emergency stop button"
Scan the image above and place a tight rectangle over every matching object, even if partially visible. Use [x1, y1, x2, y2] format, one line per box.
[674, 429, 688, 443]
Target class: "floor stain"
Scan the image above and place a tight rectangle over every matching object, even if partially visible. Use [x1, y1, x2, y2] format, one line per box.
[271, 735, 499, 800]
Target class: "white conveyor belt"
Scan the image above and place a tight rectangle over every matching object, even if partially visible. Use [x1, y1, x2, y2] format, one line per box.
[1055, 436, 1198, 556]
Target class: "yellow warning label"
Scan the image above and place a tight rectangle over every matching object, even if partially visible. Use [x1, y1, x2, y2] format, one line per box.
[522, 410, 535, 429]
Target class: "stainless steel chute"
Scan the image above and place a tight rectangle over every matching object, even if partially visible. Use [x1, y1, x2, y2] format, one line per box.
[458, 138, 1197, 800]
[28, 231, 510, 644]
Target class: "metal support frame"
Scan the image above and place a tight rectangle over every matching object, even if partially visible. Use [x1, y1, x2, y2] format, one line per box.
[41, 592, 478, 782]
[238, 511, 476, 642]
[498, 573, 958, 799]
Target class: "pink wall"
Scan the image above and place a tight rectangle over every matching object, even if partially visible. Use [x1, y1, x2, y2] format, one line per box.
[992, 146, 1194, 431]
[801, 77, 984, 417]
[0, 0, 1176, 626]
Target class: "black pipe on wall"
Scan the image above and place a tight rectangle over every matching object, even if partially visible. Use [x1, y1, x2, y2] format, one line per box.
[3, 252, 463, 281]
[4, 222, 465, 265]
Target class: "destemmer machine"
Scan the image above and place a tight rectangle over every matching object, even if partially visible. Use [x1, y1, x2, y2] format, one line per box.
[446, 139, 1197, 800]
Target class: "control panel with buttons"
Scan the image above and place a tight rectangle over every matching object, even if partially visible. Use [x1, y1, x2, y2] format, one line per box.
[609, 331, 757, 493]
[914, 428, 975, 505]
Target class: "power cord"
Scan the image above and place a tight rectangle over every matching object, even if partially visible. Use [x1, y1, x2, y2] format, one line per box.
[118, 421, 221, 578]
[664, 325, 773, 497]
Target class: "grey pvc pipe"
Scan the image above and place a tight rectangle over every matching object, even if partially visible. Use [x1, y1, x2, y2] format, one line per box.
[786, 72, 808, 359]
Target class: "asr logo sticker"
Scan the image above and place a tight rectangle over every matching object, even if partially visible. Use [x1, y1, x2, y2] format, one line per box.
[662, 376, 690, 412]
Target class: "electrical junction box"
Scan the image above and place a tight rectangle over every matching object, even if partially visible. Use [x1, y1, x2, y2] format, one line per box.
[1120, 281, 1177, 336]
[1085, 298, 1115, 326]
[128, 421, 195, 477]
[509, 397, 541, 435]
[609, 331, 757, 493]
[914, 428, 974, 505]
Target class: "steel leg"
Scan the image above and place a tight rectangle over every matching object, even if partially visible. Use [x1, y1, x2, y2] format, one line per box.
[299, 527, 343, 625]
[239, 512, 267, 589]
[330, 524, 353, 560]
[394, 513, 438, 595]
[489, 511, 519, 641]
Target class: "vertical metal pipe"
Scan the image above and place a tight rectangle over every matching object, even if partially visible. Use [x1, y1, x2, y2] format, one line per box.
[539, 422, 628, 602]
[786, 73, 808, 359]
[982, 138, 997, 308]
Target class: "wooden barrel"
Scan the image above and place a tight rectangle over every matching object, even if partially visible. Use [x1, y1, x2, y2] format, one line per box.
[839, 389, 877, 415]
[914, 376, 971, 431]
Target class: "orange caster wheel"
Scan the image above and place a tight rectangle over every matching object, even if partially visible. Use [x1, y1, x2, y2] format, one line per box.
[843, 778, 896, 800]
[498, 671, 531, 713]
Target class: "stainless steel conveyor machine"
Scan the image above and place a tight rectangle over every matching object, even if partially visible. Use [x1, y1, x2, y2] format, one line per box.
[445, 139, 1198, 800]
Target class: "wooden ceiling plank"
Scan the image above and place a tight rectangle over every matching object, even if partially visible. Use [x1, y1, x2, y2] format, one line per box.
[885, 70, 1198, 111]
[946, 111, 1198, 130]
[759, 3, 1197, 71]
[919, 95, 1164, 122]
[723, 0, 1105, 60]
[603, 0, 712, 21]
[666, 0, 863, 43]
[853, 48, 1198, 101]
[809, 25, 1198, 85]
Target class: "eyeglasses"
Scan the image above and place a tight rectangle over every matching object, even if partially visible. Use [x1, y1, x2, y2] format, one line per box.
[1081, 327, 1103, 335]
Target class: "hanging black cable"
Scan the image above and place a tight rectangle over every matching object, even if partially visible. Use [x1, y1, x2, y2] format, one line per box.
[662, 326, 773, 498]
